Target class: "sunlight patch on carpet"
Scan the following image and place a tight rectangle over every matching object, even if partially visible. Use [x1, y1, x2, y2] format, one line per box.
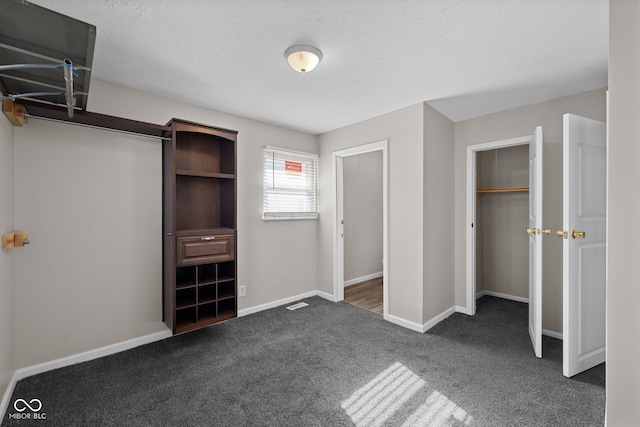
[401, 390, 472, 426]
[342, 362, 473, 426]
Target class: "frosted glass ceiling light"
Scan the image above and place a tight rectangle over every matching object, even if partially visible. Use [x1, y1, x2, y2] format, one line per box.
[285, 45, 322, 73]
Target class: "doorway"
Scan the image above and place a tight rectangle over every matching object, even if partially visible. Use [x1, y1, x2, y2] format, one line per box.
[342, 150, 383, 313]
[333, 140, 389, 316]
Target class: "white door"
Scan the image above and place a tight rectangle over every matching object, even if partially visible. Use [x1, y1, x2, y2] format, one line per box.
[528, 126, 543, 358]
[562, 114, 607, 377]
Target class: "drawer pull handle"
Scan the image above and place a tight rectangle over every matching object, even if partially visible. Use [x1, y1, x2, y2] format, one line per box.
[201, 236, 216, 241]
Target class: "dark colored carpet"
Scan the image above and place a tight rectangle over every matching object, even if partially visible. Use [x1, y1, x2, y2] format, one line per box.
[2, 296, 604, 426]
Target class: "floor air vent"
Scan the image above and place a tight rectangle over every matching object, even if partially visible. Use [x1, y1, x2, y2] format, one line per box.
[286, 302, 309, 311]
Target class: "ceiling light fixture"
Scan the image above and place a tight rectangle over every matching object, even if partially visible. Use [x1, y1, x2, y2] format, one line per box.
[284, 45, 322, 73]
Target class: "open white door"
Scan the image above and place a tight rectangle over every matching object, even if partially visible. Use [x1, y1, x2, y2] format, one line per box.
[528, 126, 543, 359]
[562, 114, 607, 377]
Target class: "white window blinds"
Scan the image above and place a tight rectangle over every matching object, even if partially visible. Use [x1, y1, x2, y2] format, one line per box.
[263, 146, 318, 220]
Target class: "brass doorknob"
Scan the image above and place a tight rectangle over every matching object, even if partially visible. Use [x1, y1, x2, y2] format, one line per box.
[556, 230, 564, 237]
[541, 229, 551, 235]
[526, 228, 536, 235]
[571, 230, 586, 239]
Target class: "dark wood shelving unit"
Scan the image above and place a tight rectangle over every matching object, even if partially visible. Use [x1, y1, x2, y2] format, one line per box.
[163, 119, 238, 334]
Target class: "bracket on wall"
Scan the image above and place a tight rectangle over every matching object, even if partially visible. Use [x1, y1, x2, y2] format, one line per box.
[2, 99, 27, 126]
[2, 231, 29, 250]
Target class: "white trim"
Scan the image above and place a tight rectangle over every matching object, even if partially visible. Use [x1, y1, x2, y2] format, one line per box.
[1, 371, 18, 421]
[332, 140, 389, 316]
[422, 307, 457, 333]
[385, 306, 457, 334]
[384, 314, 425, 333]
[466, 135, 532, 317]
[543, 329, 563, 340]
[238, 291, 332, 317]
[455, 305, 469, 314]
[14, 329, 171, 382]
[477, 290, 529, 304]
[2, 329, 172, 414]
[263, 145, 319, 158]
[344, 271, 383, 287]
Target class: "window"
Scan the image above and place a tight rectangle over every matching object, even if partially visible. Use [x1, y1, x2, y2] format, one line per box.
[263, 146, 318, 220]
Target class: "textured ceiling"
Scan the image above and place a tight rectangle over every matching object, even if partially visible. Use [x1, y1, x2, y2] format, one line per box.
[25, 0, 608, 134]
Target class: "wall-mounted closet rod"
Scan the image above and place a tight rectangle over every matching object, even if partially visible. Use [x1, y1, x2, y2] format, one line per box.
[24, 114, 170, 141]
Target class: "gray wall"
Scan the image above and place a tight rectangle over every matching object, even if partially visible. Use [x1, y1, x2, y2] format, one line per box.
[12, 79, 319, 368]
[343, 151, 383, 283]
[452, 88, 606, 334]
[477, 146, 529, 299]
[423, 104, 455, 321]
[607, 1, 640, 423]
[319, 104, 425, 325]
[0, 111, 15, 401]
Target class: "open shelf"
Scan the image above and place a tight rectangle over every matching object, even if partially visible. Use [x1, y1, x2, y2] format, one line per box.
[175, 176, 235, 230]
[176, 170, 235, 179]
[175, 132, 235, 175]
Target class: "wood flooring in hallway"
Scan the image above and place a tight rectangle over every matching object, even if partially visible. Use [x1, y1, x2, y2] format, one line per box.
[343, 277, 383, 314]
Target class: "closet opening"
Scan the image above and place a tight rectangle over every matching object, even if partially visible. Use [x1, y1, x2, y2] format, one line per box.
[465, 135, 532, 315]
[474, 145, 529, 305]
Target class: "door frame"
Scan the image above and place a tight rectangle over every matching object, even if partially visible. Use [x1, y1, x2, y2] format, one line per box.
[333, 140, 389, 316]
[465, 135, 532, 315]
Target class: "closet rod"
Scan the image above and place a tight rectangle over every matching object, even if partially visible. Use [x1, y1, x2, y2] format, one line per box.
[25, 114, 170, 141]
[16, 99, 170, 141]
[476, 186, 529, 195]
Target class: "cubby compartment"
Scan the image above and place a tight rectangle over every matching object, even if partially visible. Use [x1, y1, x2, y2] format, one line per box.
[218, 280, 235, 300]
[175, 306, 196, 329]
[176, 266, 196, 288]
[218, 261, 235, 283]
[198, 263, 216, 284]
[218, 298, 236, 318]
[198, 302, 217, 322]
[198, 284, 216, 304]
[176, 287, 196, 309]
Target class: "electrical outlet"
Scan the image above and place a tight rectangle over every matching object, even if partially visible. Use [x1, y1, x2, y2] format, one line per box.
[239, 285, 246, 297]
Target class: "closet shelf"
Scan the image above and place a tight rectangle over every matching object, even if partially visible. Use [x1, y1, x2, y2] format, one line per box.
[477, 186, 529, 196]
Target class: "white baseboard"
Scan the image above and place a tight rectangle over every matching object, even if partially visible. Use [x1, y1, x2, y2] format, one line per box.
[344, 271, 383, 287]
[422, 307, 457, 332]
[384, 306, 456, 334]
[238, 291, 324, 317]
[455, 305, 472, 315]
[384, 314, 425, 333]
[476, 290, 529, 304]
[543, 329, 563, 340]
[2, 328, 171, 418]
[316, 290, 335, 302]
[1, 371, 18, 421]
[14, 329, 172, 382]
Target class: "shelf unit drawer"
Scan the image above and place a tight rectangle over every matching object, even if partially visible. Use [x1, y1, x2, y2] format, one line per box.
[176, 234, 234, 266]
